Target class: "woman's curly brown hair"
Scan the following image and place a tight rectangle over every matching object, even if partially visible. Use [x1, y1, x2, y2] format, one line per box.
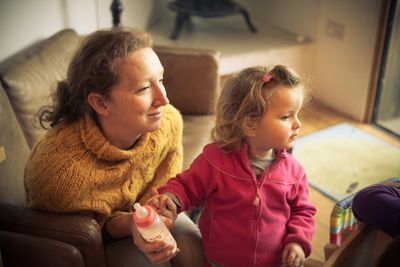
[39, 27, 152, 128]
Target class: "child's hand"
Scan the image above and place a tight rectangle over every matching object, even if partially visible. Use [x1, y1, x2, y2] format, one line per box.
[281, 242, 305, 267]
[146, 189, 178, 229]
[146, 188, 163, 210]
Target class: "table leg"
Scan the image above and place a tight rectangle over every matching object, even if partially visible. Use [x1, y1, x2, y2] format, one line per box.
[239, 7, 257, 33]
[171, 12, 191, 40]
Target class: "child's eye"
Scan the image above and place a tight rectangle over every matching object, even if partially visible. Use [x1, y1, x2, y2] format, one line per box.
[281, 115, 290, 120]
[159, 78, 164, 84]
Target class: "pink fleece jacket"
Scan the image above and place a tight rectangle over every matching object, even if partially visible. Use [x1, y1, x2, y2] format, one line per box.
[158, 143, 316, 267]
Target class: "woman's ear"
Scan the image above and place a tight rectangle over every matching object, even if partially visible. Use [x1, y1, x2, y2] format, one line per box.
[87, 92, 109, 116]
[242, 117, 257, 137]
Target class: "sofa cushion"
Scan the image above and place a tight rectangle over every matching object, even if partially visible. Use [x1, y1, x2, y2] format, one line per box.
[0, 230, 85, 267]
[155, 46, 220, 115]
[182, 115, 213, 169]
[0, 203, 106, 267]
[0, 29, 81, 148]
[0, 84, 29, 206]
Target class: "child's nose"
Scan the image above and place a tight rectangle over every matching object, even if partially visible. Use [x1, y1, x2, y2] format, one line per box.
[294, 117, 302, 129]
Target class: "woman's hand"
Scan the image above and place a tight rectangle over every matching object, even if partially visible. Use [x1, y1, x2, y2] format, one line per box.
[281, 242, 305, 267]
[130, 214, 179, 265]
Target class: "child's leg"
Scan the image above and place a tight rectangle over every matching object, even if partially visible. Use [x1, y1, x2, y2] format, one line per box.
[352, 184, 400, 237]
[171, 212, 205, 267]
[105, 237, 171, 267]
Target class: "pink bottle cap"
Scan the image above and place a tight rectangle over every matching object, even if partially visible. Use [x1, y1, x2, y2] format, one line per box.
[133, 203, 156, 228]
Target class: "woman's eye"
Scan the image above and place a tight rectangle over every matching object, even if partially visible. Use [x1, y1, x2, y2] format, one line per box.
[159, 78, 164, 84]
[135, 86, 150, 93]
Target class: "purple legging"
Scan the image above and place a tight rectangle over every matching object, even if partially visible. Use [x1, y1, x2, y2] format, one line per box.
[352, 184, 400, 237]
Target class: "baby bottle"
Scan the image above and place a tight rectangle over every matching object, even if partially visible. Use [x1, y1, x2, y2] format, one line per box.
[133, 203, 177, 253]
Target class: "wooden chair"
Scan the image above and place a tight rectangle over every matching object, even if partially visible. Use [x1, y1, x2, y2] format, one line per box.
[305, 178, 399, 267]
[323, 223, 392, 267]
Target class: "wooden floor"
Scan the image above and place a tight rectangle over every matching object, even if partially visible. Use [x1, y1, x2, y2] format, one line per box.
[300, 102, 400, 262]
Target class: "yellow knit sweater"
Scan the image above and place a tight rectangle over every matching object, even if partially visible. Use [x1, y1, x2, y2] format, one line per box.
[24, 104, 183, 226]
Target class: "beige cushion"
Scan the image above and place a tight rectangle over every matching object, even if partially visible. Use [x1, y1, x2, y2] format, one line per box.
[182, 115, 214, 169]
[0, 84, 29, 206]
[0, 29, 81, 148]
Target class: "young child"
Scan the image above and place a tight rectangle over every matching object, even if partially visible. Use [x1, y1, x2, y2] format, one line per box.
[149, 65, 316, 267]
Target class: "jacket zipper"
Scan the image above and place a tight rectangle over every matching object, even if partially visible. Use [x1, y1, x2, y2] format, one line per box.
[250, 184, 263, 266]
[251, 154, 285, 206]
[253, 188, 260, 206]
[248, 151, 286, 266]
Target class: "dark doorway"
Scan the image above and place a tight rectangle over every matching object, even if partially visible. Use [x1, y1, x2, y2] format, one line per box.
[373, 0, 400, 138]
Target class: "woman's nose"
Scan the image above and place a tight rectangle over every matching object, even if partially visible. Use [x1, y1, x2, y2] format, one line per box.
[153, 84, 169, 107]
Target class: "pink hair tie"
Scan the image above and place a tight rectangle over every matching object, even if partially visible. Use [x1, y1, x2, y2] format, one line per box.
[262, 73, 272, 83]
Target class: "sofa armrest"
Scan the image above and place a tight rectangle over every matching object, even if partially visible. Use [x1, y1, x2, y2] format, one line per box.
[0, 230, 85, 267]
[0, 203, 106, 267]
[154, 46, 220, 115]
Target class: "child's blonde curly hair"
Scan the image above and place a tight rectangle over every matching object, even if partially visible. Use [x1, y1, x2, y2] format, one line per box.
[211, 65, 308, 152]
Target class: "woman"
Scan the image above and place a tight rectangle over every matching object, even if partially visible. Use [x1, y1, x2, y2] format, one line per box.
[24, 27, 203, 266]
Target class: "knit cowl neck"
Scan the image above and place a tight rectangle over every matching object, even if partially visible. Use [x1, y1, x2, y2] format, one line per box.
[79, 114, 151, 161]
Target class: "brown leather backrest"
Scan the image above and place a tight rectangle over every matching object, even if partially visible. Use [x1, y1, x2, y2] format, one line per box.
[155, 45, 220, 115]
[0, 203, 106, 267]
[0, 230, 85, 267]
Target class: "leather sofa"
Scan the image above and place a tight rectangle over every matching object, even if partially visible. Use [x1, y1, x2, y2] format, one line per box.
[0, 29, 220, 266]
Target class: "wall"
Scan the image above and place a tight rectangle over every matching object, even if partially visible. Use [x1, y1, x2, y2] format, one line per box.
[313, 0, 382, 121]
[238, 0, 321, 41]
[0, 0, 161, 62]
[0, 0, 65, 62]
[237, 0, 321, 102]
[0, 0, 383, 121]
[168, 0, 384, 122]
[238, 0, 382, 121]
